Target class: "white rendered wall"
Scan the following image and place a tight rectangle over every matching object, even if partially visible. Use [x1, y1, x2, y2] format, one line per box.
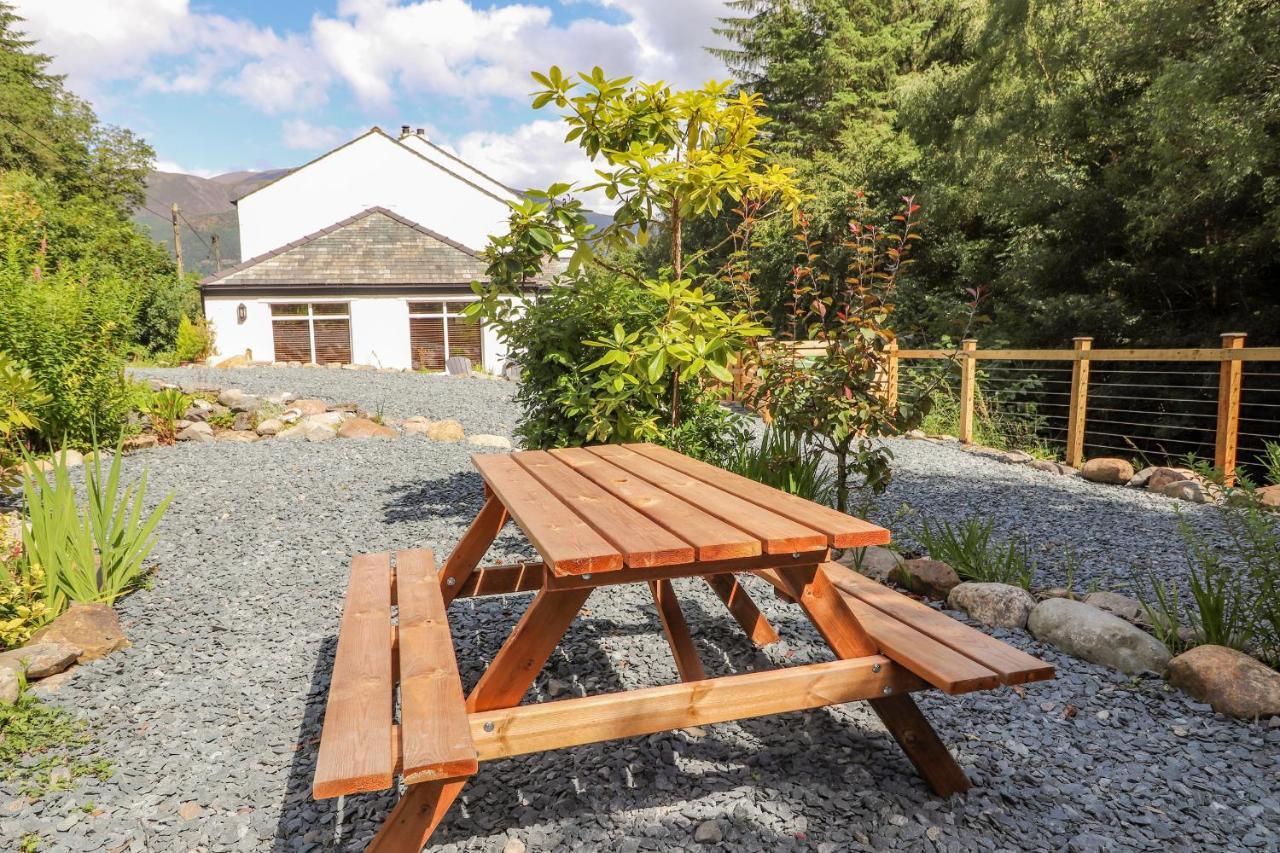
[397, 133, 520, 201]
[236, 131, 513, 259]
[204, 295, 513, 374]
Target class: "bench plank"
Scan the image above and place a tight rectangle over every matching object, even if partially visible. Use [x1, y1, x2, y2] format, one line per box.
[513, 451, 695, 568]
[551, 447, 761, 561]
[473, 453, 623, 576]
[631, 442, 891, 548]
[586, 444, 826, 554]
[826, 563, 1055, 685]
[395, 549, 478, 784]
[314, 552, 395, 799]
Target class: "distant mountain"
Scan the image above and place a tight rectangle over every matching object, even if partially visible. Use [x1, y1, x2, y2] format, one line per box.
[132, 168, 290, 276]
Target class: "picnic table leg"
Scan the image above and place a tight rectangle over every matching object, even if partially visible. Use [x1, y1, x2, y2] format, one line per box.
[649, 579, 707, 681]
[466, 585, 593, 711]
[763, 565, 972, 797]
[440, 495, 508, 604]
[704, 574, 779, 646]
[368, 778, 468, 852]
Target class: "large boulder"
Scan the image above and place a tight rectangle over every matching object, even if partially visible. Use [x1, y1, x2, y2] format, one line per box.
[1082, 591, 1144, 623]
[29, 603, 130, 661]
[176, 422, 215, 443]
[0, 642, 80, 679]
[897, 557, 961, 600]
[1162, 480, 1210, 503]
[1166, 645, 1280, 719]
[1146, 467, 1197, 492]
[1081, 457, 1135, 485]
[338, 418, 397, 439]
[947, 582, 1037, 629]
[835, 545, 903, 584]
[217, 389, 261, 412]
[1258, 484, 1280, 509]
[291, 398, 329, 416]
[256, 417, 284, 436]
[425, 419, 465, 442]
[1028, 598, 1170, 675]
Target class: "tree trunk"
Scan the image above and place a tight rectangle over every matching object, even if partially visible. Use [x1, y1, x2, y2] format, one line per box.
[835, 445, 849, 513]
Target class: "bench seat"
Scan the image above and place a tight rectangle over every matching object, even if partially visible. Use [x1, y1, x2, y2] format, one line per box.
[313, 549, 476, 800]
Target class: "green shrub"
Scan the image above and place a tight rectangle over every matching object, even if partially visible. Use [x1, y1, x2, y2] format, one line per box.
[21, 444, 172, 614]
[174, 314, 214, 364]
[1, 549, 47, 650]
[915, 517, 1036, 589]
[1142, 504, 1280, 665]
[728, 426, 835, 504]
[0, 352, 52, 487]
[141, 388, 191, 445]
[1261, 441, 1280, 488]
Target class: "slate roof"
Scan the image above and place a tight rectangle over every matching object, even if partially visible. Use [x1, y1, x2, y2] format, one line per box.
[201, 207, 493, 293]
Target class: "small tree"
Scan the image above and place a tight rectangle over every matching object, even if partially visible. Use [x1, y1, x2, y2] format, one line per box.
[751, 193, 927, 511]
[469, 67, 801, 444]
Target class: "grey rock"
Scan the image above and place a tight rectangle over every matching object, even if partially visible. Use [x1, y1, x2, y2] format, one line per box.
[176, 422, 215, 443]
[835, 545, 903, 584]
[694, 820, 723, 844]
[947, 583, 1036, 629]
[232, 411, 255, 431]
[0, 666, 17, 705]
[1082, 591, 1143, 623]
[1162, 480, 1209, 503]
[1028, 598, 1171, 675]
[255, 418, 284, 436]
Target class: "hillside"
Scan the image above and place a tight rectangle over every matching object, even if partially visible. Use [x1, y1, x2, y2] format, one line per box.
[132, 168, 289, 276]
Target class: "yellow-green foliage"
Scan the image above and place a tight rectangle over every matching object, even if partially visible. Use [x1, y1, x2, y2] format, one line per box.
[0, 520, 47, 650]
[174, 314, 214, 364]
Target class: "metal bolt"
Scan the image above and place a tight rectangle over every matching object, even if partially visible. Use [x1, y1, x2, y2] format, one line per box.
[882, 685, 893, 695]
[872, 663, 881, 673]
[446, 577, 456, 586]
[582, 574, 592, 581]
[791, 552, 799, 558]
[483, 721, 494, 733]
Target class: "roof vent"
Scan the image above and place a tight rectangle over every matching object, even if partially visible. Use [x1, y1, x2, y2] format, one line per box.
[415, 127, 426, 137]
[400, 124, 411, 136]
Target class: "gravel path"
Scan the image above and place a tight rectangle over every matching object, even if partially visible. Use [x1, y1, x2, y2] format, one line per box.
[3, 368, 1277, 851]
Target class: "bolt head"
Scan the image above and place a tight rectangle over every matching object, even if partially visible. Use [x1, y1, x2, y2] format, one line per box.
[872, 663, 882, 673]
[581, 573, 592, 581]
[881, 685, 893, 695]
[483, 721, 495, 732]
[446, 576, 456, 586]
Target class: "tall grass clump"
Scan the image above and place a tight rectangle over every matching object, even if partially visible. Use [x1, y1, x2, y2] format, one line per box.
[915, 517, 1037, 589]
[727, 427, 835, 505]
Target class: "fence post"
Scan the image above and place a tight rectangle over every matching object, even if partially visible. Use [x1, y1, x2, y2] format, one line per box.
[1065, 336, 1093, 468]
[885, 338, 900, 414]
[1214, 332, 1247, 485]
[958, 339, 978, 444]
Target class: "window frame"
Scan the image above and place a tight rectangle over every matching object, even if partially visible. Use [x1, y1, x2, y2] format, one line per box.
[407, 299, 481, 368]
[269, 301, 351, 364]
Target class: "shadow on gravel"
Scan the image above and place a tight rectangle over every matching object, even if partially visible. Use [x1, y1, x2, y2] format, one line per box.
[381, 470, 487, 525]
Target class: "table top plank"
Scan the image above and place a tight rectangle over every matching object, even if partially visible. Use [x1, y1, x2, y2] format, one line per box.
[585, 444, 827, 554]
[512, 451, 695, 568]
[630, 443, 890, 548]
[472, 453, 623, 575]
[550, 447, 761, 562]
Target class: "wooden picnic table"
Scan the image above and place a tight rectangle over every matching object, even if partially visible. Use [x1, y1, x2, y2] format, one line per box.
[312, 442, 1054, 851]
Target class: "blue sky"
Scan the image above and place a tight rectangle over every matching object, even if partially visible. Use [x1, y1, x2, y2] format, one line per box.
[15, 0, 732, 194]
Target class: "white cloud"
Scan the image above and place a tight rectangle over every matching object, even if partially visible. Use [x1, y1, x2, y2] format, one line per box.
[153, 158, 219, 178]
[440, 120, 615, 210]
[15, 0, 733, 114]
[280, 119, 349, 151]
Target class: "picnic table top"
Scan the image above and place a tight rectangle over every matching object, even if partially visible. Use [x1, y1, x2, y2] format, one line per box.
[472, 442, 890, 577]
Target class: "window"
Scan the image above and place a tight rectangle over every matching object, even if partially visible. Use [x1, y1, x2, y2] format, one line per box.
[270, 303, 351, 365]
[409, 301, 481, 370]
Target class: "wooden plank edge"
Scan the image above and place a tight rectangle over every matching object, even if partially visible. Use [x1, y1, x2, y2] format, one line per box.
[467, 656, 926, 761]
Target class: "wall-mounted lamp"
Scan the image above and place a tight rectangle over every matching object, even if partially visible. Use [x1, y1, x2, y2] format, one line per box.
[236, 303, 247, 324]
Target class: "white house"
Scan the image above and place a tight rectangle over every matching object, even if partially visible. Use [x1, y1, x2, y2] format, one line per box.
[201, 126, 540, 374]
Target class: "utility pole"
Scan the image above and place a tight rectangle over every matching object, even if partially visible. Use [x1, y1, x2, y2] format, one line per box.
[211, 233, 221, 273]
[171, 203, 184, 279]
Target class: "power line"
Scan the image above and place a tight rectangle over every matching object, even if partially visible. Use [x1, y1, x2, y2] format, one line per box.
[0, 112, 210, 252]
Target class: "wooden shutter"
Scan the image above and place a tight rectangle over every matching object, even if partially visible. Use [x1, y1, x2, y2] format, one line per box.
[272, 319, 311, 362]
[446, 316, 482, 365]
[410, 317, 446, 370]
[313, 319, 351, 364]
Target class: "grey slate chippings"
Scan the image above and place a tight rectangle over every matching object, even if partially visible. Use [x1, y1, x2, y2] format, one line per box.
[2, 367, 1276, 851]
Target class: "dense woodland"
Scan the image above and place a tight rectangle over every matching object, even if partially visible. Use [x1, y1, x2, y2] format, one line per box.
[697, 0, 1280, 347]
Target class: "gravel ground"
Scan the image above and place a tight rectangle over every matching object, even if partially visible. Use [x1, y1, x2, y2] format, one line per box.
[3, 368, 1277, 851]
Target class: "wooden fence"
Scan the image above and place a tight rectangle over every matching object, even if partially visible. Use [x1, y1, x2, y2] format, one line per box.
[755, 333, 1280, 483]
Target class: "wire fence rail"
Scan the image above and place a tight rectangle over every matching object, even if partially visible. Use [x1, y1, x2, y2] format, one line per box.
[752, 333, 1280, 484]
